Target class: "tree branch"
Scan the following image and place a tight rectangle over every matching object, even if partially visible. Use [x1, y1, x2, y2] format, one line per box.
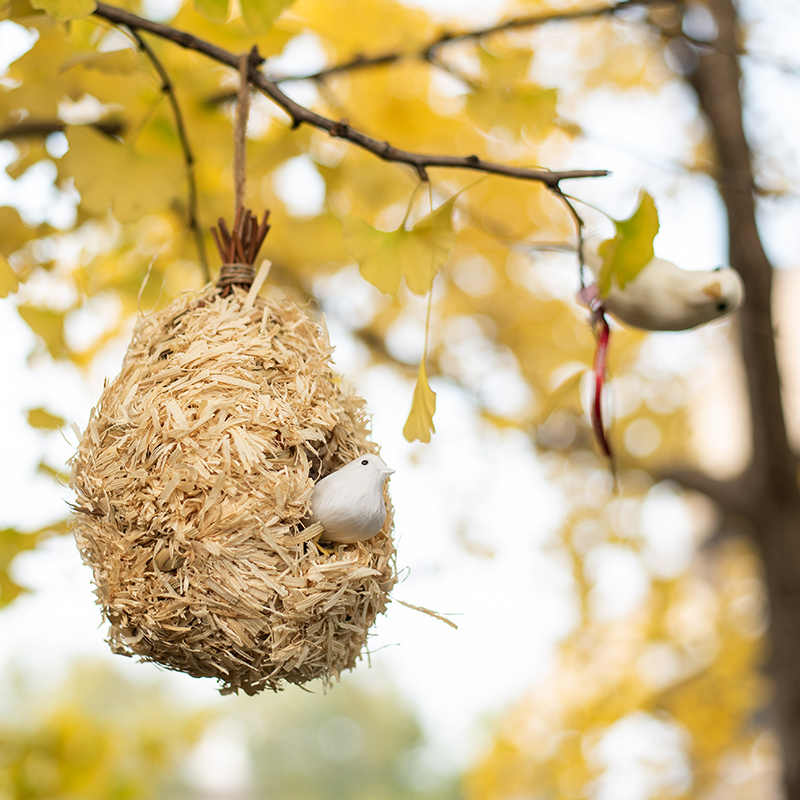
[91, 2, 608, 189]
[279, 0, 670, 83]
[420, 0, 671, 59]
[655, 466, 754, 517]
[128, 29, 209, 281]
[200, 0, 671, 103]
[0, 118, 125, 140]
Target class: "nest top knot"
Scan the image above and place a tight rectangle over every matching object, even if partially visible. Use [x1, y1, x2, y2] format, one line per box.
[212, 207, 271, 294]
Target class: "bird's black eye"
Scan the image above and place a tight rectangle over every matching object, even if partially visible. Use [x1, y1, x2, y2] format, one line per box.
[716, 300, 729, 312]
[361, 459, 369, 466]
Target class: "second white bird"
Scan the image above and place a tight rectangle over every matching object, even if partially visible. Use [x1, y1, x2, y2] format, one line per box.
[601, 258, 744, 331]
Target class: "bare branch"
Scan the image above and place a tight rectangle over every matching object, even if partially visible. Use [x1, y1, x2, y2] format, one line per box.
[128, 29, 209, 281]
[552, 188, 588, 289]
[655, 466, 755, 517]
[0, 118, 125, 140]
[419, 0, 672, 59]
[91, 2, 608, 189]
[268, 0, 673, 85]
[199, 0, 671, 104]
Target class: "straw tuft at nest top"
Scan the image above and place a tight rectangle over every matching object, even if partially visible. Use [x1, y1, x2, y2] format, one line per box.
[71, 285, 396, 694]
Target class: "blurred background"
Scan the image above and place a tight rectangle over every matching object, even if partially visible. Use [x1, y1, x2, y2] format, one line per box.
[1, 0, 799, 797]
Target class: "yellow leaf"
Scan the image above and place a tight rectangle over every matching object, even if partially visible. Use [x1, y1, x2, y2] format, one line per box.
[347, 195, 457, 296]
[0, 527, 38, 607]
[0, 256, 19, 298]
[477, 47, 532, 88]
[27, 407, 66, 430]
[17, 304, 68, 358]
[1, 0, 43, 19]
[403, 360, 436, 443]
[293, 0, 433, 53]
[61, 48, 142, 74]
[0, 206, 41, 255]
[597, 190, 660, 295]
[195, 0, 228, 22]
[467, 85, 558, 139]
[62, 127, 181, 222]
[535, 367, 586, 424]
[37, 460, 70, 482]
[240, 0, 294, 31]
[30, 0, 95, 19]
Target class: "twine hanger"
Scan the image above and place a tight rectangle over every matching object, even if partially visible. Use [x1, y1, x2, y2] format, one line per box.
[213, 46, 270, 295]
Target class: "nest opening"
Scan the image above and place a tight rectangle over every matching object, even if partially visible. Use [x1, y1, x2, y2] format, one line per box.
[71, 285, 396, 694]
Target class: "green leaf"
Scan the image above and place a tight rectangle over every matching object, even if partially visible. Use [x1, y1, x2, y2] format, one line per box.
[597, 190, 660, 295]
[17, 304, 68, 359]
[30, 0, 95, 20]
[346, 195, 458, 296]
[27, 407, 65, 430]
[240, 0, 294, 32]
[403, 360, 436, 443]
[195, 0, 229, 22]
[0, 256, 19, 298]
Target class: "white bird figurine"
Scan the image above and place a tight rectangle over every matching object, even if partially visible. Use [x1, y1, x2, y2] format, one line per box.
[583, 249, 744, 331]
[576, 247, 745, 462]
[311, 454, 394, 544]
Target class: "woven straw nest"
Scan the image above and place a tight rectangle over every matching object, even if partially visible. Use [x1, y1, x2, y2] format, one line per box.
[70, 284, 396, 694]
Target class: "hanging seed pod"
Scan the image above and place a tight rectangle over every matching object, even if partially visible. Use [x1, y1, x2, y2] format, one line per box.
[70, 210, 396, 694]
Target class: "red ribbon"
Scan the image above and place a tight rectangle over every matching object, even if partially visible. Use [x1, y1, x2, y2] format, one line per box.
[591, 309, 612, 460]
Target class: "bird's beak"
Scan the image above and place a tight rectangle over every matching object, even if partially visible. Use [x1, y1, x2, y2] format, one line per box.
[384, 468, 395, 476]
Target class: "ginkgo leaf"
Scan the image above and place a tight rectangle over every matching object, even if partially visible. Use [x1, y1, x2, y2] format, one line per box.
[403, 360, 436, 443]
[17, 304, 68, 359]
[30, 0, 95, 20]
[535, 367, 586, 424]
[1, 0, 43, 19]
[240, 0, 294, 31]
[62, 127, 181, 222]
[0, 256, 19, 298]
[195, 0, 228, 22]
[0, 523, 66, 608]
[27, 407, 66, 430]
[477, 47, 532, 88]
[597, 190, 660, 295]
[346, 195, 457, 296]
[37, 460, 70, 483]
[467, 85, 558, 139]
[61, 49, 142, 75]
[0, 528, 36, 607]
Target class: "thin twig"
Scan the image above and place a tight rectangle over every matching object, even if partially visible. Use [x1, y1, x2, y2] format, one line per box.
[0, 118, 125, 140]
[265, 0, 671, 84]
[555, 189, 588, 289]
[201, 0, 669, 104]
[128, 29, 209, 281]
[234, 49, 254, 213]
[91, 2, 607, 189]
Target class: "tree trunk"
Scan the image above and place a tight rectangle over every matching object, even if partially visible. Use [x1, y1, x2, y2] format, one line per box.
[685, 0, 800, 795]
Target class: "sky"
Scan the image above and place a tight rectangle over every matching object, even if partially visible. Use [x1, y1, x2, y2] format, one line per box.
[1, 0, 799, 794]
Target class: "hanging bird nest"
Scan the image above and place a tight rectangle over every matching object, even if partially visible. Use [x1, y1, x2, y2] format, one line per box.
[70, 277, 396, 694]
